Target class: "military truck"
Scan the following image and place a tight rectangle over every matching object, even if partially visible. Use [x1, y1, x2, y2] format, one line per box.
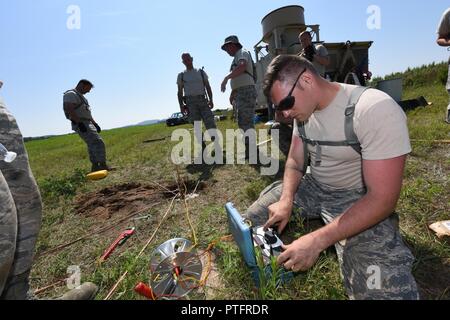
[253, 5, 373, 112]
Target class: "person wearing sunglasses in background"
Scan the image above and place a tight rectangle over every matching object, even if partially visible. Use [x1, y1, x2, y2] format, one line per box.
[270, 31, 331, 159]
[243, 55, 419, 300]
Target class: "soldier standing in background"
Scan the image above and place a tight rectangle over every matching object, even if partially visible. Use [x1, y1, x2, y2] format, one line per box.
[221, 35, 258, 161]
[177, 53, 219, 157]
[299, 31, 330, 77]
[63, 79, 110, 172]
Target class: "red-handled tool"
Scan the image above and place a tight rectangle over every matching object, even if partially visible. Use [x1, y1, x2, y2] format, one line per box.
[99, 227, 135, 262]
[134, 282, 156, 300]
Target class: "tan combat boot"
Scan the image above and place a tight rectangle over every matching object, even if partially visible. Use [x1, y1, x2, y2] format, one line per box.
[56, 282, 98, 300]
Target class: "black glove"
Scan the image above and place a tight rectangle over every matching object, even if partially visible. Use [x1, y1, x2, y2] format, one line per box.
[93, 123, 101, 133]
[78, 122, 87, 133]
[304, 45, 316, 62]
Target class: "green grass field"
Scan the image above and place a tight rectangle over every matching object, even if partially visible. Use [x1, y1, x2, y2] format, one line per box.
[26, 63, 450, 300]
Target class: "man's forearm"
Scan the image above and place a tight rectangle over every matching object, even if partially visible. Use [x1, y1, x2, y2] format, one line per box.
[177, 91, 184, 108]
[280, 137, 305, 203]
[281, 159, 303, 202]
[226, 63, 247, 80]
[206, 86, 213, 103]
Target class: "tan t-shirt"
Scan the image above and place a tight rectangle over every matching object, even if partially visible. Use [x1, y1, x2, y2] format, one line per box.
[63, 90, 93, 121]
[177, 68, 208, 97]
[230, 49, 255, 90]
[294, 84, 411, 190]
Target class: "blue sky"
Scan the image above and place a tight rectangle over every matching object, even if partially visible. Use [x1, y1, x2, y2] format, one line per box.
[1, 0, 449, 137]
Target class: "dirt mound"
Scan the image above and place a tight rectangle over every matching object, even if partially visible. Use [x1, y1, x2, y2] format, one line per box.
[74, 183, 172, 219]
[74, 181, 206, 220]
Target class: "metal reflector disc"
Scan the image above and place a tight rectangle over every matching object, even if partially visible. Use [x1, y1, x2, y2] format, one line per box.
[150, 251, 203, 299]
[150, 238, 193, 273]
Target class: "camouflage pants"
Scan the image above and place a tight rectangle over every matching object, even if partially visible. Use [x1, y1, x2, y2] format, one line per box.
[185, 95, 217, 131]
[234, 85, 256, 132]
[234, 86, 257, 157]
[244, 175, 419, 300]
[446, 60, 450, 122]
[0, 98, 42, 300]
[447, 89, 450, 123]
[72, 121, 106, 164]
[446, 58, 450, 91]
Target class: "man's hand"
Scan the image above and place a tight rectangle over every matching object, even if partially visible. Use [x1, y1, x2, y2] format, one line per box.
[181, 105, 189, 116]
[208, 101, 214, 109]
[221, 77, 229, 93]
[78, 122, 88, 133]
[277, 234, 322, 272]
[93, 122, 101, 133]
[263, 200, 293, 234]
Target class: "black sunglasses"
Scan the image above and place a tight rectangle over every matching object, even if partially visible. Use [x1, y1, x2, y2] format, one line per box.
[274, 68, 306, 111]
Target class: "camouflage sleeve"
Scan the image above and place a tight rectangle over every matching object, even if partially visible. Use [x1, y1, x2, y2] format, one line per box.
[0, 98, 42, 288]
[0, 171, 17, 295]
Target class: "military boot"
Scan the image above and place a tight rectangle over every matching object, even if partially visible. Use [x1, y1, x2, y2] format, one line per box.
[91, 162, 101, 172]
[56, 282, 98, 300]
[98, 162, 112, 171]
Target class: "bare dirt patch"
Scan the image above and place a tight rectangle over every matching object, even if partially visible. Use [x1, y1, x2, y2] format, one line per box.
[74, 181, 207, 220]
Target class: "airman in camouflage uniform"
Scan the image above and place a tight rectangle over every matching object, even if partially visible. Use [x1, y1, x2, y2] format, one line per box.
[177, 53, 218, 155]
[244, 55, 419, 300]
[63, 80, 110, 172]
[244, 176, 419, 300]
[221, 36, 257, 159]
[0, 95, 42, 299]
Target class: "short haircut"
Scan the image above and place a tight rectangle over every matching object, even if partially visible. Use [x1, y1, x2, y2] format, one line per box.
[299, 31, 312, 39]
[263, 55, 318, 98]
[181, 53, 192, 59]
[78, 79, 94, 88]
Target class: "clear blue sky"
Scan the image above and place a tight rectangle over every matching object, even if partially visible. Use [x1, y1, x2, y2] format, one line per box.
[1, 0, 449, 137]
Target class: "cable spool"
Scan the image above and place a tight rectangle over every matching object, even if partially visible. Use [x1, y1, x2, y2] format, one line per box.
[149, 238, 202, 300]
